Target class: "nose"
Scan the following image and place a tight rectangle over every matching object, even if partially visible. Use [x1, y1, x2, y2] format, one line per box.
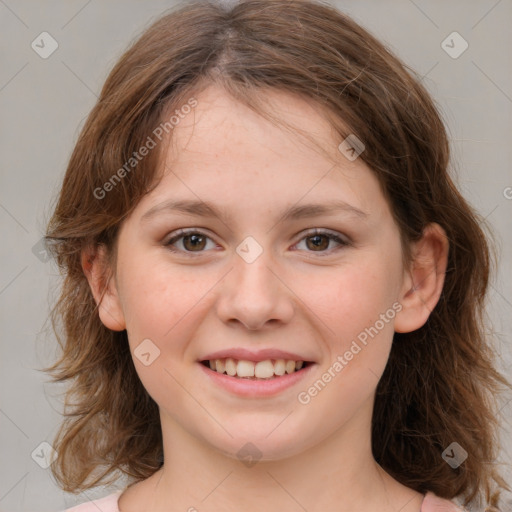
[215, 250, 295, 331]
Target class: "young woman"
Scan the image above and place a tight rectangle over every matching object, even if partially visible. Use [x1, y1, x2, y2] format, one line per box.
[44, 1, 510, 511]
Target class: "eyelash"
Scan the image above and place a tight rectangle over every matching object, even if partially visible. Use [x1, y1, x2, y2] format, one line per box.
[164, 228, 350, 257]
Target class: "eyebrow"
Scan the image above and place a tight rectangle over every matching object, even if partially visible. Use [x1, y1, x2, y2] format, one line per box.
[140, 199, 369, 225]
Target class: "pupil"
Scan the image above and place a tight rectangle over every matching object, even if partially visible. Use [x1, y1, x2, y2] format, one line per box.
[185, 234, 205, 251]
[308, 235, 328, 251]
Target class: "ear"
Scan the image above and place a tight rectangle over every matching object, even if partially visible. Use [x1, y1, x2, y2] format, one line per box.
[394, 222, 449, 333]
[81, 244, 126, 331]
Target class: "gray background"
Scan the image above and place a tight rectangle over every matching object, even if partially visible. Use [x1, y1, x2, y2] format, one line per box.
[1, 0, 511, 511]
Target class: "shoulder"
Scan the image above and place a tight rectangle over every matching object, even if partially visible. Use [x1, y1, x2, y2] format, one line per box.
[60, 490, 123, 512]
[421, 491, 466, 511]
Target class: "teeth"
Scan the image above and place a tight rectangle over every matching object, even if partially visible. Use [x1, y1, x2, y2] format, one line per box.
[273, 359, 286, 376]
[255, 360, 274, 378]
[225, 358, 237, 376]
[207, 358, 307, 379]
[237, 359, 255, 377]
[216, 359, 225, 374]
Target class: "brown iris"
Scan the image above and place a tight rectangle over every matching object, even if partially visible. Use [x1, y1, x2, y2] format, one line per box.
[182, 233, 207, 251]
[306, 234, 329, 251]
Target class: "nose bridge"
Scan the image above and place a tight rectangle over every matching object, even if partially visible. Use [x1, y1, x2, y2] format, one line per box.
[216, 242, 294, 330]
[235, 246, 275, 291]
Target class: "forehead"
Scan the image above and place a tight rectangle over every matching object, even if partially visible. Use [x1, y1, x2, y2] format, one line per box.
[166, 85, 340, 166]
[136, 85, 388, 224]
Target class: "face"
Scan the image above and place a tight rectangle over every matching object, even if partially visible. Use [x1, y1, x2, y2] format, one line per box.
[93, 85, 415, 462]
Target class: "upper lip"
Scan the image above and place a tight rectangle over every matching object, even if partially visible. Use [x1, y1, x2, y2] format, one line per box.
[199, 348, 316, 363]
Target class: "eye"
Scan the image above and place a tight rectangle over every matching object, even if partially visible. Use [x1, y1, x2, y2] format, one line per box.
[293, 229, 350, 256]
[164, 229, 217, 255]
[164, 228, 349, 257]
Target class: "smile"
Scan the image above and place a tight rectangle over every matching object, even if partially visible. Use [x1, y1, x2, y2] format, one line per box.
[198, 358, 316, 398]
[201, 358, 312, 379]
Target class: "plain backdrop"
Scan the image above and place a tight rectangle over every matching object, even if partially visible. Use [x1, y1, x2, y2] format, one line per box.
[0, 1, 511, 511]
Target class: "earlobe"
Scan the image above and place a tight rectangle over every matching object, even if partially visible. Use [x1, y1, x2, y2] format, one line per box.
[394, 223, 449, 334]
[81, 244, 126, 332]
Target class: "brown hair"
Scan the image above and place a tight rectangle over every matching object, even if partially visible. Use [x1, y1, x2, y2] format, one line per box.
[42, 0, 511, 509]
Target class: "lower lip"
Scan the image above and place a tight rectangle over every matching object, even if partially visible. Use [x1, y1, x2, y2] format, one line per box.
[198, 362, 316, 398]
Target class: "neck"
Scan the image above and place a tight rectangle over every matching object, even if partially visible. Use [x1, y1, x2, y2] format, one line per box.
[133, 398, 424, 512]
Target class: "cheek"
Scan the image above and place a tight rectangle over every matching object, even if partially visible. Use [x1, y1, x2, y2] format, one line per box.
[304, 254, 401, 382]
[119, 252, 207, 345]
[117, 255, 210, 406]
[297, 263, 398, 416]
[307, 260, 399, 334]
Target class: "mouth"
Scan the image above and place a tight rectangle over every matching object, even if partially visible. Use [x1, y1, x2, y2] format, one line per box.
[199, 358, 315, 380]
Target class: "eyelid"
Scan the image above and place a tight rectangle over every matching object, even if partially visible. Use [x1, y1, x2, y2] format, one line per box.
[294, 228, 350, 256]
[164, 227, 350, 256]
[299, 227, 349, 243]
[164, 228, 218, 255]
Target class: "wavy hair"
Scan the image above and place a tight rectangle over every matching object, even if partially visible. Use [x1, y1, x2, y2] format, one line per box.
[42, 0, 511, 509]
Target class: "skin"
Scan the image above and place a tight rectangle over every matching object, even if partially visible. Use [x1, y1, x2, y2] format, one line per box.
[83, 84, 449, 512]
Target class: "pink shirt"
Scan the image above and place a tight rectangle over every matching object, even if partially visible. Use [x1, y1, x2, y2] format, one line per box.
[62, 489, 465, 511]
